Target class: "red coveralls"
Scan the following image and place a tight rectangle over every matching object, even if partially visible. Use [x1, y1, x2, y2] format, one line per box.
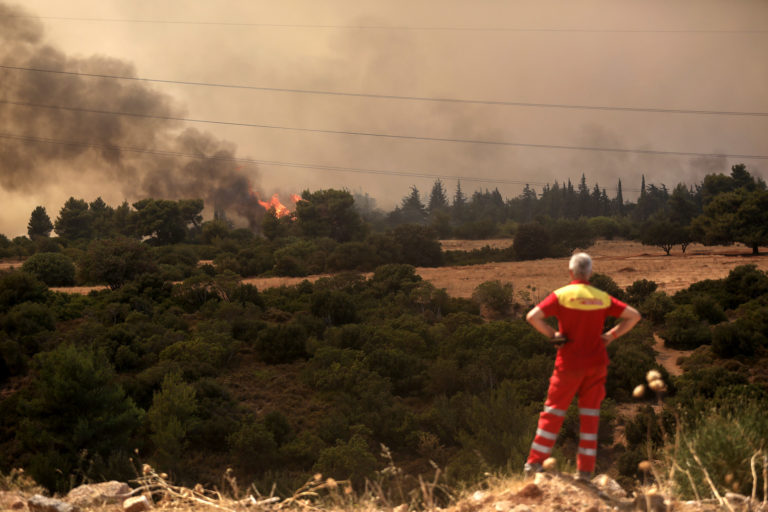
[526, 280, 627, 473]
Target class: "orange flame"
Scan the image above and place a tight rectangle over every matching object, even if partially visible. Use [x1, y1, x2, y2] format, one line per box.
[255, 193, 301, 218]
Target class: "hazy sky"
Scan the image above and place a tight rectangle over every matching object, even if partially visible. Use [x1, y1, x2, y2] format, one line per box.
[1, 0, 767, 236]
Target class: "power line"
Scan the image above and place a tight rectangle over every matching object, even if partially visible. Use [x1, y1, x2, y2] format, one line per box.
[0, 131, 545, 187]
[2, 99, 766, 160]
[4, 14, 767, 33]
[2, 64, 767, 117]
[0, 131, 654, 192]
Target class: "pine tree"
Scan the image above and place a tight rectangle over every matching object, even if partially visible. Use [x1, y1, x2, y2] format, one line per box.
[452, 180, 467, 222]
[27, 206, 53, 238]
[427, 179, 449, 213]
[615, 179, 624, 215]
[400, 186, 427, 224]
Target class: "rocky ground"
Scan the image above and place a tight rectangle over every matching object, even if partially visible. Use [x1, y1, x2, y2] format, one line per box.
[2, 468, 764, 512]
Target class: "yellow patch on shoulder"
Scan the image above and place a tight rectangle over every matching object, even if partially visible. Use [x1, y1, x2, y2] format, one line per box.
[554, 284, 611, 311]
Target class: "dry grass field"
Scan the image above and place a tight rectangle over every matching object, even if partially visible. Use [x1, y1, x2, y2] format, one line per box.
[243, 239, 768, 302]
[4, 240, 766, 300]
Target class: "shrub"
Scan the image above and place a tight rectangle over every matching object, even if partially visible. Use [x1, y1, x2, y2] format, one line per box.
[640, 291, 675, 324]
[724, 264, 768, 308]
[235, 246, 274, 277]
[312, 434, 377, 486]
[2, 302, 55, 339]
[691, 294, 727, 324]
[78, 238, 157, 289]
[327, 242, 378, 272]
[256, 323, 308, 364]
[310, 290, 357, 325]
[21, 252, 76, 286]
[513, 223, 552, 260]
[0, 271, 48, 312]
[16, 344, 143, 492]
[672, 401, 768, 500]
[711, 318, 767, 358]
[147, 372, 198, 474]
[392, 224, 443, 267]
[624, 279, 658, 305]
[228, 416, 279, 473]
[370, 264, 421, 296]
[471, 280, 515, 319]
[662, 305, 712, 350]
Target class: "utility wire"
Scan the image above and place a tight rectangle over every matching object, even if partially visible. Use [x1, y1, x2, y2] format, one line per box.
[1, 99, 765, 160]
[0, 131, 556, 187]
[3, 14, 767, 33]
[0, 130, 755, 195]
[2, 64, 766, 117]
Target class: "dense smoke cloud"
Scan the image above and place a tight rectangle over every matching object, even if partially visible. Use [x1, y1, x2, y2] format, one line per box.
[0, 2, 265, 228]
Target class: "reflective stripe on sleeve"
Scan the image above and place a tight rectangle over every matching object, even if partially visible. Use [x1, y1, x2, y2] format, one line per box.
[578, 447, 597, 457]
[536, 428, 558, 441]
[544, 405, 567, 417]
[578, 407, 600, 416]
[579, 432, 598, 441]
[531, 442, 553, 454]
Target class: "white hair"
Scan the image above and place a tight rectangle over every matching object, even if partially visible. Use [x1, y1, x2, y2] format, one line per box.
[569, 252, 593, 279]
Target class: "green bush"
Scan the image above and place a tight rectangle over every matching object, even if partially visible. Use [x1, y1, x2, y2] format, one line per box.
[1, 302, 55, 339]
[392, 224, 443, 267]
[513, 223, 552, 260]
[21, 252, 76, 286]
[312, 434, 377, 486]
[711, 317, 767, 358]
[691, 295, 727, 324]
[0, 271, 48, 312]
[662, 305, 712, 350]
[16, 344, 143, 492]
[724, 264, 768, 309]
[147, 372, 198, 474]
[78, 238, 157, 289]
[471, 280, 515, 319]
[640, 291, 675, 324]
[310, 290, 358, 325]
[625, 279, 658, 305]
[256, 323, 308, 364]
[672, 401, 768, 500]
[228, 415, 279, 473]
[327, 242, 378, 272]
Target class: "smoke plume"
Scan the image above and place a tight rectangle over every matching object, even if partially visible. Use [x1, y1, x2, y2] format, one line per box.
[0, 2, 266, 228]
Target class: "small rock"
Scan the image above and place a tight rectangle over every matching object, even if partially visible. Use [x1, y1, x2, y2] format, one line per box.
[28, 495, 77, 512]
[533, 472, 549, 486]
[516, 483, 542, 499]
[0, 491, 27, 510]
[393, 504, 408, 512]
[471, 491, 492, 504]
[66, 481, 131, 507]
[511, 506, 532, 512]
[494, 500, 512, 511]
[592, 473, 626, 498]
[123, 495, 151, 512]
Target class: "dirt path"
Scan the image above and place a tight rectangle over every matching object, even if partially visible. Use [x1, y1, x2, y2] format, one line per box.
[652, 334, 689, 377]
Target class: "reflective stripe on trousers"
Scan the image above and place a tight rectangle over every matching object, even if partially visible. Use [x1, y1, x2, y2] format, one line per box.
[527, 365, 607, 473]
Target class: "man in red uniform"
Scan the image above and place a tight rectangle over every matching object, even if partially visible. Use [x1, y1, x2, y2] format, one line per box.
[524, 252, 641, 480]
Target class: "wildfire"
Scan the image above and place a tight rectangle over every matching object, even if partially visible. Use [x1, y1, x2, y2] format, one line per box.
[256, 193, 301, 218]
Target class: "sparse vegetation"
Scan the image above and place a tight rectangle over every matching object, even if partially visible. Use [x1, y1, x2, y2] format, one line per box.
[1, 166, 768, 508]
